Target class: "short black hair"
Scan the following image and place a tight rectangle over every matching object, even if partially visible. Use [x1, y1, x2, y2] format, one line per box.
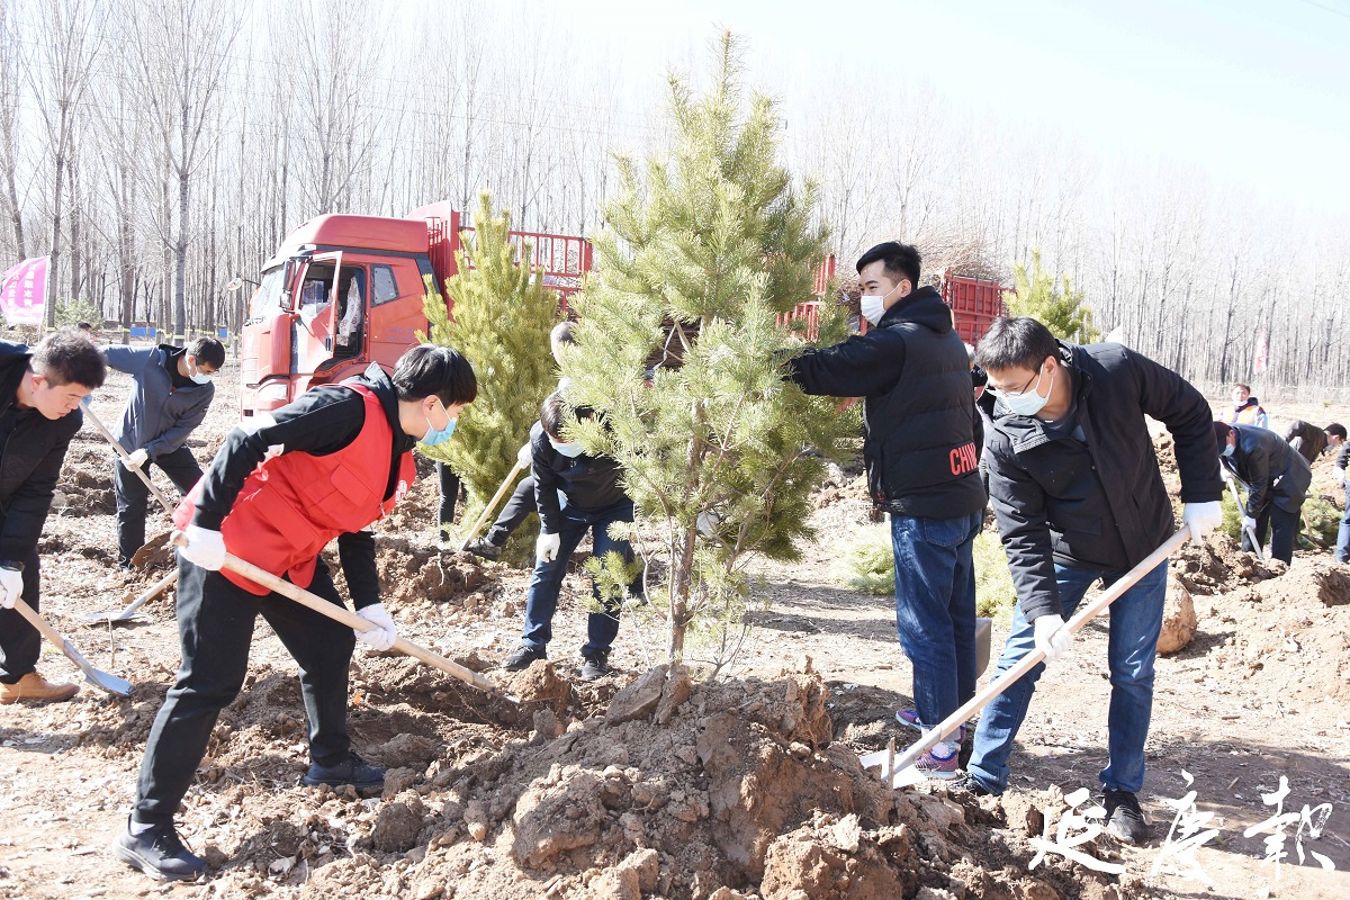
[539, 390, 594, 439]
[973, 317, 1059, 373]
[393, 344, 477, 406]
[1327, 423, 1347, 440]
[1233, 383, 1250, 394]
[188, 337, 226, 369]
[855, 241, 920, 287]
[1213, 420, 1233, 446]
[32, 329, 106, 389]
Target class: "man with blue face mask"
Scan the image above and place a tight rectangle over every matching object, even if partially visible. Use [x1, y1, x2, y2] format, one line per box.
[104, 337, 224, 567]
[113, 344, 476, 882]
[954, 316, 1224, 845]
[501, 390, 638, 681]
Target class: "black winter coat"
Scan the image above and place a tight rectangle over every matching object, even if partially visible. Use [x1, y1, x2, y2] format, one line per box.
[787, 286, 985, 519]
[1282, 419, 1327, 465]
[530, 421, 630, 534]
[979, 341, 1223, 621]
[1225, 424, 1311, 515]
[0, 342, 82, 564]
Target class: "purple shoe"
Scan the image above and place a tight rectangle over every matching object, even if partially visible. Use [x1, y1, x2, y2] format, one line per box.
[895, 708, 924, 732]
[913, 742, 960, 780]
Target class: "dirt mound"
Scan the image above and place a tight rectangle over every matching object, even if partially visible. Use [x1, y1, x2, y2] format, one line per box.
[1174, 533, 1282, 595]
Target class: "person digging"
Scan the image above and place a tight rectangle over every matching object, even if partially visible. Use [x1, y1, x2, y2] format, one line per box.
[500, 391, 639, 682]
[104, 336, 224, 568]
[0, 331, 107, 704]
[954, 317, 1224, 845]
[112, 344, 476, 882]
[1214, 420, 1311, 565]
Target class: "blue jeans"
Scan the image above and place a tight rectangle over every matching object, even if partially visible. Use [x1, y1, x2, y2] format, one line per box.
[967, 558, 1169, 795]
[521, 498, 636, 657]
[1336, 484, 1350, 564]
[890, 511, 981, 735]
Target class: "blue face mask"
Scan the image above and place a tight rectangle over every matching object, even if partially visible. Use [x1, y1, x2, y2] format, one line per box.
[550, 439, 584, 458]
[1221, 443, 1235, 458]
[421, 402, 457, 447]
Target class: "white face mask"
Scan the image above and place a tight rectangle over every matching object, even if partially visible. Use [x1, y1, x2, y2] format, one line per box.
[187, 356, 213, 385]
[859, 280, 906, 326]
[992, 366, 1055, 417]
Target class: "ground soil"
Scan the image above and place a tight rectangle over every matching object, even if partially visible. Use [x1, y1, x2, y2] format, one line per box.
[0, 366, 1347, 899]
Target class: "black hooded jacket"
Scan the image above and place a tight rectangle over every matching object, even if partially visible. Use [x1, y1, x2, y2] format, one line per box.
[978, 341, 1223, 621]
[787, 285, 986, 519]
[0, 341, 83, 565]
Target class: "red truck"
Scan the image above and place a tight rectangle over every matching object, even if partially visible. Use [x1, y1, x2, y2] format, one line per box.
[238, 202, 591, 416]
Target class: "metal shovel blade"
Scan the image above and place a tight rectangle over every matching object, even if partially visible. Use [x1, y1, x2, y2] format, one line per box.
[80, 611, 148, 626]
[60, 639, 134, 697]
[859, 748, 925, 789]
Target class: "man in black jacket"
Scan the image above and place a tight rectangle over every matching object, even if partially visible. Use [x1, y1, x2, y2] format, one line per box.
[501, 391, 638, 682]
[1282, 419, 1344, 465]
[0, 331, 106, 704]
[786, 242, 986, 779]
[1214, 421, 1311, 564]
[956, 317, 1223, 844]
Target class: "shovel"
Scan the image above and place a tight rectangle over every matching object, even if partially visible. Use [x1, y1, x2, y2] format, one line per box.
[10, 598, 134, 697]
[456, 458, 527, 551]
[82, 406, 176, 514]
[170, 532, 514, 702]
[1227, 479, 1263, 560]
[863, 528, 1190, 789]
[82, 570, 177, 626]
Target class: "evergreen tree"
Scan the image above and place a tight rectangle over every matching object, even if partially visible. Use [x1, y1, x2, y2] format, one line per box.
[564, 33, 854, 661]
[421, 193, 561, 533]
[1005, 249, 1100, 343]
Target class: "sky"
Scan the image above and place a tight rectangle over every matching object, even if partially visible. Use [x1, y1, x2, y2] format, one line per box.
[554, 0, 1350, 215]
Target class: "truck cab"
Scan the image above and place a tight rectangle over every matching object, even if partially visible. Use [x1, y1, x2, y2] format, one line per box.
[239, 205, 591, 416]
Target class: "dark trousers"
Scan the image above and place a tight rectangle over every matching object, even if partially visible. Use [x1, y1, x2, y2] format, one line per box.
[0, 544, 41, 684]
[114, 446, 202, 566]
[1244, 503, 1300, 564]
[521, 498, 637, 657]
[437, 463, 460, 539]
[132, 555, 356, 825]
[486, 475, 537, 546]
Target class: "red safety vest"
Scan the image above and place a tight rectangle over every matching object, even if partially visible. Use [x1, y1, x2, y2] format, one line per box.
[173, 384, 415, 595]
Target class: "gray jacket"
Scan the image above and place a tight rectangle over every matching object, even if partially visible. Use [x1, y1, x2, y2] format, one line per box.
[106, 344, 214, 458]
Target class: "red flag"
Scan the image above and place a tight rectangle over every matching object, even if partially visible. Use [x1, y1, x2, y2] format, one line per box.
[1253, 328, 1269, 376]
[0, 256, 50, 325]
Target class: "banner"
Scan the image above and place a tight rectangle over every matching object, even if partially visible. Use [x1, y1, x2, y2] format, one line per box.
[0, 256, 49, 326]
[1253, 328, 1269, 376]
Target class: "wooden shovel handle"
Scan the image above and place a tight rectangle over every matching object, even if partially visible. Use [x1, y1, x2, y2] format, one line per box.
[458, 458, 527, 550]
[169, 532, 506, 698]
[10, 597, 69, 648]
[83, 405, 176, 513]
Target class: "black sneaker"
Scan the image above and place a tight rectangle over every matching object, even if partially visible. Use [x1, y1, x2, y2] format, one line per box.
[502, 645, 547, 671]
[112, 819, 207, 882]
[464, 537, 503, 561]
[947, 772, 993, 798]
[302, 751, 385, 793]
[1103, 789, 1151, 844]
[579, 651, 610, 681]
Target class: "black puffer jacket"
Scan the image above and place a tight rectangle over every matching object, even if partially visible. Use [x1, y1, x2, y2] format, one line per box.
[0, 342, 82, 563]
[787, 286, 985, 519]
[1225, 424, 1311, 515]
[531, 421, 629, 533]
[979, 341, 1223, 621]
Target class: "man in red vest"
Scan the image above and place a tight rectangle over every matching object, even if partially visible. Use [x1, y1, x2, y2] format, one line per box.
[112, 345, 476, 882]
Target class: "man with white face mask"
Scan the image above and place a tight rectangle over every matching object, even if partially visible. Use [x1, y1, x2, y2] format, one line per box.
[105, 337, 225, 567]
[786, 241, 986, 780]
[955, 316, 1223, 845]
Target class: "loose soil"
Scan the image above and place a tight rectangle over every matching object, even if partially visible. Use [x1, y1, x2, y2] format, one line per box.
[0, 364, 1347, 899]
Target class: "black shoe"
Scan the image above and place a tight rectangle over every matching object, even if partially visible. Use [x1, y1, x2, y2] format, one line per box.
[112, 819, 207, 882]
[579, 650, 610, 681]
[947, 772, 993, 798]
[464, 537, 503, 561]
[502, 645, 547, 671]
[1103, 789, 1151, 844]
[302, 751, 385, 793]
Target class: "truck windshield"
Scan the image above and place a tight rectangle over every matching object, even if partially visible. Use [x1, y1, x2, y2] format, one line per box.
[252, 267, 285, 316]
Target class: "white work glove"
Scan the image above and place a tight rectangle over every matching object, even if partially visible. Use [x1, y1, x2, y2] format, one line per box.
[179, 524, 227, 571]
[535, 531, 561, 563]
[1033, 613, 1073, 662]
[1182, 501, 1223, 541]
[517, 442, 533, 467]
[0, 566, 21, 609]
[1241, 515, 1258, 535]
[355, 602, 397, 651]
[123, 448, 149, 470]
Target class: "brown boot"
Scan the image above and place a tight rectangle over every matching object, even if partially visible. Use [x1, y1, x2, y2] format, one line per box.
[0, 672, 80, 704]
